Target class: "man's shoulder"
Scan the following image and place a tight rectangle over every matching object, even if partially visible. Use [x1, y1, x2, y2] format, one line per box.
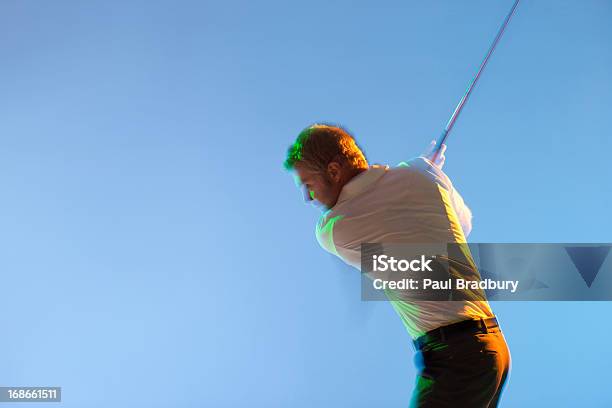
[379, 157, 431, 180]
[393, 156, 452, 182]
[395, 156, 432, 170]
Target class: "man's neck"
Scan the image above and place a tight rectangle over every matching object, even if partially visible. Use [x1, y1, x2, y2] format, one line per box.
[346, 166, 368, 183]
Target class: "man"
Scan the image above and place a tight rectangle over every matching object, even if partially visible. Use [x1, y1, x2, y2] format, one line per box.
[284, 124, 511, 407]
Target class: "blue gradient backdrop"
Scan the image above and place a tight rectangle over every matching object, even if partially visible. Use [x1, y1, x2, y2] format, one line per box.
[1, 0, 611, 407]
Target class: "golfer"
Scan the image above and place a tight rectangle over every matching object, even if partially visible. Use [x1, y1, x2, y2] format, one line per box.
[284, 124, 511, 407]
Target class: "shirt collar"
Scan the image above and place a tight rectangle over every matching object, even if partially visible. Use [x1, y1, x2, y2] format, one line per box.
[334, 165, 389, 207]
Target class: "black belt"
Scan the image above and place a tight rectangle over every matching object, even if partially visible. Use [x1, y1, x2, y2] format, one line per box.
[414, 317, 500, 350]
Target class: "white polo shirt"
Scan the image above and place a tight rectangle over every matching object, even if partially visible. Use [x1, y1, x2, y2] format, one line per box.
[315, 157, 494, 339]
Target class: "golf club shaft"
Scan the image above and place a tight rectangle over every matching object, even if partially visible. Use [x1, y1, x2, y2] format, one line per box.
[431, 0, 520, 161]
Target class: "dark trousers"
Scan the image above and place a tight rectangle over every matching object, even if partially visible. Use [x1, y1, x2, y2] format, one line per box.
[410, 322, 511, 407]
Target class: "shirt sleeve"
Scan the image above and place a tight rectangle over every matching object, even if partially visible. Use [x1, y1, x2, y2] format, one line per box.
[396, 157, 473, 238]
[448, 187, 473, 237]
[315, 211, 345, 257]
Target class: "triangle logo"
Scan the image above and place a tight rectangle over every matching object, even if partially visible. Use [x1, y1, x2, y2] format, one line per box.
[565, 246, 611, 288]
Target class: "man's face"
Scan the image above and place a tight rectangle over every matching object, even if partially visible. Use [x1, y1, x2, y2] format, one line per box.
[294, 162, 343, 210]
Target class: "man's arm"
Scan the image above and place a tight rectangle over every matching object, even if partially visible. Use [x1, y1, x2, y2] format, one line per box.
[399, 141, 473, 238]
[448, 188, 473, 237]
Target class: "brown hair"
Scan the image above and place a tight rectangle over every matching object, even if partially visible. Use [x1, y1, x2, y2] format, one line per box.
[283, 124, 368, 173]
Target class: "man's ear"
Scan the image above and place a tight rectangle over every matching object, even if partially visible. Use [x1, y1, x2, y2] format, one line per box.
[327, 161, 342, 183]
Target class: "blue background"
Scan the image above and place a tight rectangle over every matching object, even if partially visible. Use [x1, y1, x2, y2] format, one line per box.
[1, 0, 611, 406]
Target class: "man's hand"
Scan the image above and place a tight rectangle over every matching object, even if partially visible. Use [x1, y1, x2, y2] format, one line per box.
[421, 140, 447, 169]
